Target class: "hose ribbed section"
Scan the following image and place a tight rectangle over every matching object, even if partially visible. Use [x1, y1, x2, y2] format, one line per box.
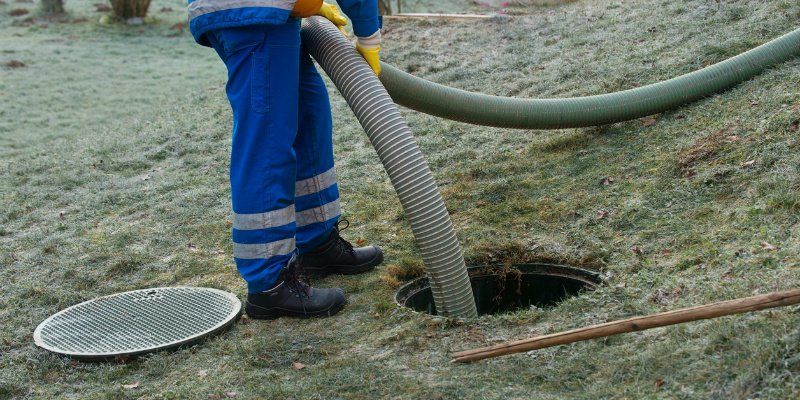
[302, 17, 478, 318]
[379, 28, 800, 129]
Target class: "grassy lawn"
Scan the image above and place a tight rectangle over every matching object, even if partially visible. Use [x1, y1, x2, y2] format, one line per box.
[2, 0, 799, 398]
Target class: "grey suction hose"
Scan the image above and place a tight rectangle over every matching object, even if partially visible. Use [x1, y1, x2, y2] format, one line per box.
[378, 28, 800, 129]
[302, 17, 478, 318]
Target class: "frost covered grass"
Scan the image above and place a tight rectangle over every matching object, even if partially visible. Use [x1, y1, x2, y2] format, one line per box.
[1, 0, 799, 398]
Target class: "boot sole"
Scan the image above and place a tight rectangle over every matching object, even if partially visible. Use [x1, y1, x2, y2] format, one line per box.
[245, 299, 347, 320]
[304, 249, 384, 278]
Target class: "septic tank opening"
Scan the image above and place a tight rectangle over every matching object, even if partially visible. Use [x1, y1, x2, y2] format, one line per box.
[395, 264, 601, 316]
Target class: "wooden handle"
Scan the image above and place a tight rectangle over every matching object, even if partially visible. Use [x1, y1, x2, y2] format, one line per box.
[452, 288, 800, 363]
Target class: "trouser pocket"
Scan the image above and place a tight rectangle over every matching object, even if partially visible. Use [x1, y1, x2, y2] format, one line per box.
[216, 26, 265, 55]
[251, 51, 270, 114]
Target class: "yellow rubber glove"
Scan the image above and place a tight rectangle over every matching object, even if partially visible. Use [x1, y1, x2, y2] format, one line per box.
[356, 31, 381, 75]
[316, 3, 349, 35]
[290, 0, 322, 17]
[292, 1, 347, 35]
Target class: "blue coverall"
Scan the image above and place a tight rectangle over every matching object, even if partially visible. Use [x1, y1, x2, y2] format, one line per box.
[187, 0, 380, 293]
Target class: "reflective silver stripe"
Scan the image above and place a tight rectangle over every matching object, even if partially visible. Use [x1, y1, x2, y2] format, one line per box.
[295, 167, 337, 197]
[233, 205, 295, 230]
[296, 199, 340, 227]
[188, 0, 295, 19]
[233, 237, 295, 259]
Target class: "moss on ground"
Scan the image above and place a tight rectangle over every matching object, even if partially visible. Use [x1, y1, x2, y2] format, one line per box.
[1, 0, 799, 398]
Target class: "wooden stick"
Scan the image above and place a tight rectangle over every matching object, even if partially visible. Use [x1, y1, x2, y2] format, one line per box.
[452, 288, 800, 363]
[383, 13, 497, 20]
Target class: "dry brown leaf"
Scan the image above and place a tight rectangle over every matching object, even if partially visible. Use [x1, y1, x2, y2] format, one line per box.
[761, 242, 779, 251]
[596, 210, 609, 220]
[225, 392, 237, 398]
[355, 237, 367, 246]
[642, 117, 657, 127]
[5, 60, 26, 68]
[114, 354, 135, 363]
[122, 381, 140, 389]
[8, 8, 29, 16]
[741, 160, 755, 168]
[292, 362, 306, 370]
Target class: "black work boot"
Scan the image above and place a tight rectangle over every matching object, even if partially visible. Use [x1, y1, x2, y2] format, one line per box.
[299, 219, 383, 278]
[245, 256, 346, 319]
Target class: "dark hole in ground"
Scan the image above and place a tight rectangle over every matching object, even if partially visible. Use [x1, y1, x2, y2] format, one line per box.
[395, 264, 601, 316]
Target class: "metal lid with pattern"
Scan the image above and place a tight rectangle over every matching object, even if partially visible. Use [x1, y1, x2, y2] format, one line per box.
[34, 287, 241, 359]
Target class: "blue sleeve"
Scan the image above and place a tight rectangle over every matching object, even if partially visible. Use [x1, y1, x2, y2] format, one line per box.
[336, 0, 380, 37]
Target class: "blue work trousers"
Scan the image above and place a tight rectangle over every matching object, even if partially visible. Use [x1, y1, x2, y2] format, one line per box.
[207, 20, 340, 293]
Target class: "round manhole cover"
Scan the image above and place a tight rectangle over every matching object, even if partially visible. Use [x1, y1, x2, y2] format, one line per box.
[34, 287, 241, 359]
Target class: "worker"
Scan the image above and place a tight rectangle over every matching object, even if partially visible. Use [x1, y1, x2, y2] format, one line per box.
[187, 0, 384, 319]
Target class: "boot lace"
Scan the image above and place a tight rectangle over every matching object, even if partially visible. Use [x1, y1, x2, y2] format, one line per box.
[332, 218, 355, 254]
[284, 260, 311, 298]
